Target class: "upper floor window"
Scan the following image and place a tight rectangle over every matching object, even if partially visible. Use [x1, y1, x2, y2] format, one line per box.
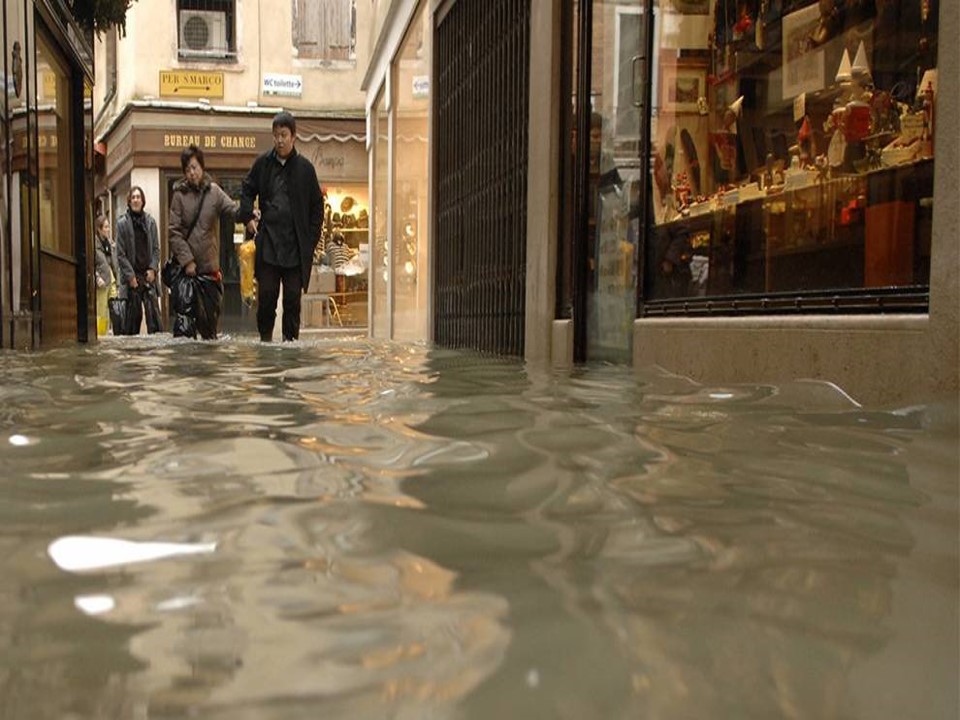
[293, 0, 356, 62]
[178, 0, 236, 60]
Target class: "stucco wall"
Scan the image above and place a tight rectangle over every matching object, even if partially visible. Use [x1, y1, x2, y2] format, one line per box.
[95, 0, 370, 135]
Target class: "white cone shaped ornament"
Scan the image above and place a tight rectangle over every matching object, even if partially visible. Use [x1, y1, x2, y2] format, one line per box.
[729, 95, 744, 118]
[835, 48, 852, 84]
[851, 41, 871, 83]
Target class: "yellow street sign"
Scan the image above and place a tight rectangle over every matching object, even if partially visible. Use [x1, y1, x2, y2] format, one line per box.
[159, 70, 224, 99]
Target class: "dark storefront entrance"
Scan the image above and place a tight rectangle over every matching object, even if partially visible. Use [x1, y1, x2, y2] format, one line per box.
[2, 0, 94, 349]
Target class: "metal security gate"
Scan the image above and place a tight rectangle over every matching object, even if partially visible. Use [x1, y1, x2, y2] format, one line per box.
[433, 0, 530, 356]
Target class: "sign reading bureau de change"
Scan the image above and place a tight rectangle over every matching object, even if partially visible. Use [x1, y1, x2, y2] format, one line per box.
[160, 70, 224, 99]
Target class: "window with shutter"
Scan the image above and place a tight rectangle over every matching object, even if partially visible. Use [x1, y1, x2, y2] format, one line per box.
[294, 0, 356, 61]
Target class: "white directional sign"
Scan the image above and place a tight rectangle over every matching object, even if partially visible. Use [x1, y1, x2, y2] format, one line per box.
[412, 75, 430, 98]
[262, 73, 303, 97]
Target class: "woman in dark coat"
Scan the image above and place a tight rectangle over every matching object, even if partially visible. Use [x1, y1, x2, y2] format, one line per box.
[167, 143, 238, 339]
[94, 215, 117, 336]
[115, 186, 162, 334]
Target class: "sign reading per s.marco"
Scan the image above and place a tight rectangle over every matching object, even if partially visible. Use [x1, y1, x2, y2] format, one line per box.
[160, 70, 225, 99]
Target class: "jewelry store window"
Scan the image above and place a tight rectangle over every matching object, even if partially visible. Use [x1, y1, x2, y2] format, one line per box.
[642, 0, 937, 315]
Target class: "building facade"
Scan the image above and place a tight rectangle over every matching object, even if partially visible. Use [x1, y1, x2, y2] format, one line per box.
[363, 0, 957, 406]
[0, 0, 95, 349]
[94, 0, 372, 330]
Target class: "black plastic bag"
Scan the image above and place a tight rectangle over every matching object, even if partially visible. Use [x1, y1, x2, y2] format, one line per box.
[107, 297, 127, 335]
[161, 257, 179, 288]
[144, 287, 163, 333]
[168, 265, 223, 340]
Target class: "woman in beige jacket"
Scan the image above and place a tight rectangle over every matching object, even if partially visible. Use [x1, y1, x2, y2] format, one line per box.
[167, 143, 238, 339]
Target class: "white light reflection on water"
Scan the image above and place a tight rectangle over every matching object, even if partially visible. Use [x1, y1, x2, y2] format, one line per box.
[48, 536, 218, 572]
[74, 594, 116, 615]
[0, 336, 954, 720]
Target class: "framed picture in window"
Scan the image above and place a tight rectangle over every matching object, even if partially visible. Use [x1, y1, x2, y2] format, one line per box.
[660, 61, 707, 114]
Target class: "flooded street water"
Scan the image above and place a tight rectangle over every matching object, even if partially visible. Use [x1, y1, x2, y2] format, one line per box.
[0, 335, 956, 719]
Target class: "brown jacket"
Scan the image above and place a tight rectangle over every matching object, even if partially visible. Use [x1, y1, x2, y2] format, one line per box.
[168, 174, 238, 274]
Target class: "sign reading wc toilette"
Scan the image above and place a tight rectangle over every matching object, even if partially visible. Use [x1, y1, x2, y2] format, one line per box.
[262, 73, 303, 97]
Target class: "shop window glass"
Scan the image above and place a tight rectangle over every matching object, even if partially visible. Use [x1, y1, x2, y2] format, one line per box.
[581, 2, 645, 362]
[293, 0, 357, 61]
[36, 31, 73, 259]
[0, 34, 8, 317]
[371, 88, 389, 337]
[391, 3, 430, 341]
[644, 0, 937, 309]
[319, 181, 369, 327]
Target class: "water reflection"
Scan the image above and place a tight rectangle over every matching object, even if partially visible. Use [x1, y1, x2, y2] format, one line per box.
[0, 337, 956, 719]
[49, 536, 218, 572]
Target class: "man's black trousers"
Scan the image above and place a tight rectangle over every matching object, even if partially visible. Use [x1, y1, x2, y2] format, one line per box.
[257, 261, 303, 341]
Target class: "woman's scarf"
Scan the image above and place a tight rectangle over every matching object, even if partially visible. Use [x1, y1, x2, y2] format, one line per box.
[128, 209, 151, 273]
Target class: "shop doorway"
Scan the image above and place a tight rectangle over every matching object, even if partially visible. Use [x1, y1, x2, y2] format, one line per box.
[566, 0, 648, 363]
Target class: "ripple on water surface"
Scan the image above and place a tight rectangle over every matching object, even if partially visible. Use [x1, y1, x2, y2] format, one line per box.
[0, 335, 955, 720]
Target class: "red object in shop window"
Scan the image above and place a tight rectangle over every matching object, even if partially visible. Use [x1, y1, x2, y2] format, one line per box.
[839, 198, 863, 226]
[733, 9, 753, 38]
[843, 102, 871, 143]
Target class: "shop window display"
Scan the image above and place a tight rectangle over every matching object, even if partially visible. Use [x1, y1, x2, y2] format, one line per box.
[311, 185, 369, 327]
[644, 0, 938, 307]
[37, 31, 74, 259]
[390, 1, 430, 341]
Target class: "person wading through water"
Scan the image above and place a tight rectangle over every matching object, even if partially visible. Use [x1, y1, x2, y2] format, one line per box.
[237, 111, 324, 342]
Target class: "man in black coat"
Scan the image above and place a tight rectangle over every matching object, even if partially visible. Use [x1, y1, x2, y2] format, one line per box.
[238, 111, 324, 341]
